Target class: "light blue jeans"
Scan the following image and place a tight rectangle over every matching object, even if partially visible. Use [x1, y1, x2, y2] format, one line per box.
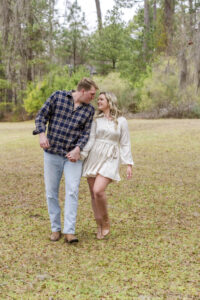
[44, 152, 83, 234]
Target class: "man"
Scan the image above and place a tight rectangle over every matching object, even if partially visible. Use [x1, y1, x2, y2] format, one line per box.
[33, 78, 98, 243]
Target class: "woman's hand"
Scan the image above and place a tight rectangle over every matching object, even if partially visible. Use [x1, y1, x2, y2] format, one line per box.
[66, 146, 80, 162]
[126, 165, 133, 179]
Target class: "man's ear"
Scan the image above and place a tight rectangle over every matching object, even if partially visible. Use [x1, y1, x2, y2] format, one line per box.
[80, 88, 85, 94]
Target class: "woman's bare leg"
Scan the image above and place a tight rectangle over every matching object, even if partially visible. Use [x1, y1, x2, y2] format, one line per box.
[93, 174, 111, 238]
[87, 177, 102, 239]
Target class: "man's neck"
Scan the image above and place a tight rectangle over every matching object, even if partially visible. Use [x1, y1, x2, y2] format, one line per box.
[72, 91, 82, 108]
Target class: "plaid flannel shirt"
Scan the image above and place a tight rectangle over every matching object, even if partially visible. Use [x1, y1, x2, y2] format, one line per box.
[33, 90, 95, 157]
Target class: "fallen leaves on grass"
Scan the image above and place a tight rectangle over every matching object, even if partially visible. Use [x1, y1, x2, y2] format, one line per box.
[0, 120, 200, 299]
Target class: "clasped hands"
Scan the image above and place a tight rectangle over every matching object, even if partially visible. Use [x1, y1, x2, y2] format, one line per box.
[66, 146, 80, 162]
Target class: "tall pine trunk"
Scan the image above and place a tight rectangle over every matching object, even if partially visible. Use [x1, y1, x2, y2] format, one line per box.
[164, 0, 175, 55]
[27, 5, 33, 82]
[196, 22, 200, 91]
[189, 0, 193, 31]
[153, 0, 157, 24]
[95, 0, 102, 32]
[143, 0, 150, 60]
[48, 0, 55, 60]
[179, 49, 187, 89]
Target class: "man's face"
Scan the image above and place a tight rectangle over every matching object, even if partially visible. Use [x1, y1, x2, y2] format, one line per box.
[80, 86, 97, 104]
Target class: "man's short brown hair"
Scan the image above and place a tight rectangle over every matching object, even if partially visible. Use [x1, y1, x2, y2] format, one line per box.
[77, 77, 99, 91]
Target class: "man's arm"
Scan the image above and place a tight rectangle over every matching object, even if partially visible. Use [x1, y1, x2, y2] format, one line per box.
[33, 92, 56, 149]
[75, 109, 95, 150]
[67, 108, 94, 162]
[33, 92, 56, 136]
[39, 132, 50, 149]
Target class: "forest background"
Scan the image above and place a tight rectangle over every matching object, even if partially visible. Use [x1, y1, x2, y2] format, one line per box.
[0, 0, 200, 121]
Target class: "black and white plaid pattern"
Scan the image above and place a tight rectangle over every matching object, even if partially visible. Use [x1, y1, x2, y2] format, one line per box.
[33, 90, 95, 156]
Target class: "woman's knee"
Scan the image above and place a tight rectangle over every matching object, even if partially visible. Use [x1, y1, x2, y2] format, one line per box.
[93, 188, 104, 199]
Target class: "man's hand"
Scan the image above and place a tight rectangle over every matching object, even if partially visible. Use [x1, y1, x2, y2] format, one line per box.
[39, 132, 50, 149]
[66, 146, 80, 162]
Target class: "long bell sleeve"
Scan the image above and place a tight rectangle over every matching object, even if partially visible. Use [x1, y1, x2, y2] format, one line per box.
[119, 117, 134, 165]
[80, 120, 96, 160]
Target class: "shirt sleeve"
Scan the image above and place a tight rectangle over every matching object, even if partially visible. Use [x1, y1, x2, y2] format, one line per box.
[32, 92, 56, 135]
[119, 117, 134, 165]
[80, 120, 96, 160]
[75, 108, 95, 150]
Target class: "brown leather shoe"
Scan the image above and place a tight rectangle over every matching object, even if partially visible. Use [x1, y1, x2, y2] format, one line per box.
[50, 231, 61, 241]
[64, 234, 79, 243]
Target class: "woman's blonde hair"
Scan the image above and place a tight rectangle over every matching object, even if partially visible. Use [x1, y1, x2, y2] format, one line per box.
[95, 92, 122, 126]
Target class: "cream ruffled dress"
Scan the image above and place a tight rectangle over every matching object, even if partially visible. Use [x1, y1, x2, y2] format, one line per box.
[81, 116, 134, 181]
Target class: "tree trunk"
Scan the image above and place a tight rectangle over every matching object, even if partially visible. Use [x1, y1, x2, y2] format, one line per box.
[164, 0, 175, 55]
[73, 38, 77, 72]
[27, 3, 34, 82]
[143, 0, 150, 59]
[95, 0, 102, 32]
[0, 0, 12, 47]
[153, 0, 157, 25]
[189, 0, 193, 31]
[48, 0, 55, 60]
[194, 0, 197, 24]
[179, 49, 187, 89]
[112, 60, 116, 69]
[196, 22, 200, 91]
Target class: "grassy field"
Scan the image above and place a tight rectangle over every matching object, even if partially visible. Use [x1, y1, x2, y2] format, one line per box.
[0, 119, 199, 300]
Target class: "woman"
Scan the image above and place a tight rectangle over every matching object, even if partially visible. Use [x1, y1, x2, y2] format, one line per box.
[81, 92, 134, 239]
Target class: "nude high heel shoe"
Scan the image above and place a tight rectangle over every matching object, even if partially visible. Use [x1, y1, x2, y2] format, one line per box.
[95, 219, 103, 240]
[101, 215, 110, 237]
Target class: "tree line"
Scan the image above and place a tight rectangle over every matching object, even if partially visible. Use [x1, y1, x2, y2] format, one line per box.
[0, 0, 200, 120]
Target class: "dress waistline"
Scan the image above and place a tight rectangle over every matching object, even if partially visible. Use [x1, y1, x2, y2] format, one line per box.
[95, 138, 118, 145]
[95, 138, 118, 159]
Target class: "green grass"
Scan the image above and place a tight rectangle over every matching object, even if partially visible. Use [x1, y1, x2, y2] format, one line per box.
[0, 119, 200, 300]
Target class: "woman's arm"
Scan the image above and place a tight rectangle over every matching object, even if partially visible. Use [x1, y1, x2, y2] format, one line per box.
[80, 120, 96, 160]
[119, 117, 134, 179]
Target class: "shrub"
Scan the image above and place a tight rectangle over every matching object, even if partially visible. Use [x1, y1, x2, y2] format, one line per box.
[23, 66, 90, 115]
[137, 57, 200, 118]
[0, 102, 13, 120]
[0, 79, 11, 90]
[93, 72, 137, 112]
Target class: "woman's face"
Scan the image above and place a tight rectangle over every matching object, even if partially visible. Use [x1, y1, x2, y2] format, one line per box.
[97, 94, 109, 112]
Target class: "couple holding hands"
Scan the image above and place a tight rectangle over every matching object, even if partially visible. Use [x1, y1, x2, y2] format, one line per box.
[33, 78, 133, 243]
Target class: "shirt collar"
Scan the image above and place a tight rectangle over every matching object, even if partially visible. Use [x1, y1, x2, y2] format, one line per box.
[66, 90, 75, 98]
